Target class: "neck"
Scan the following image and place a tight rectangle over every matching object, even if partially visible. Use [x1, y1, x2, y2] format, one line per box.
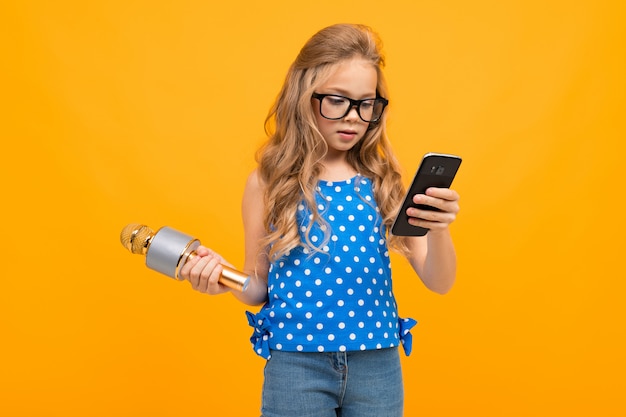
[319, 153, 357, 182]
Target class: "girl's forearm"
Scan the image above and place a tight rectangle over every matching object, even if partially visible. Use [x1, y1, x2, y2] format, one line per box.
[231, 274, 269, 306]
[411, 229, 457, 294]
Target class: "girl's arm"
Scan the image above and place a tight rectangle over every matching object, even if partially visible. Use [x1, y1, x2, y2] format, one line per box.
[233, 169, 270, 305]
[403, 187, 460, 294]
[179, 170, 270, 306]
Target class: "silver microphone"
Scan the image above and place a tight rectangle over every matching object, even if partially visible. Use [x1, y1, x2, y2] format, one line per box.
[120, 223, 249, 292]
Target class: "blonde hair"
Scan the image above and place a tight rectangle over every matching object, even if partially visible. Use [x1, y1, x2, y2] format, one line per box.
[257, 23, 408, 261]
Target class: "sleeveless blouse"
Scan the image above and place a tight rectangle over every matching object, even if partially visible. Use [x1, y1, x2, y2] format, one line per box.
[246, 176, 416, 359]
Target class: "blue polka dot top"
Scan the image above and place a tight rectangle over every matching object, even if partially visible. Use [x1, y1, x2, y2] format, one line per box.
[246, 175, 416, 359]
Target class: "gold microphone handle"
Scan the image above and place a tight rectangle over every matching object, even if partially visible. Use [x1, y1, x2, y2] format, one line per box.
[187, 252, 250, 292]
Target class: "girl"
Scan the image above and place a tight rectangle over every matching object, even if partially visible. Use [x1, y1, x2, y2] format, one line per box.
[181, 23, 460, 417]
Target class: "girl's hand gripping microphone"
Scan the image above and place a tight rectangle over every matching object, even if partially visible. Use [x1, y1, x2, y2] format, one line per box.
[120, 223, 249, 292]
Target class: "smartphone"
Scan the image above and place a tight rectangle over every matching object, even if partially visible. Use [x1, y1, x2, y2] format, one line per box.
[391, 153, 462, 236]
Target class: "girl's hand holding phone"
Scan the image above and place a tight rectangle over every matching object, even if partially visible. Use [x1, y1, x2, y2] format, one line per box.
[407, 187, 460, 233]
[391, 153, 462, 236]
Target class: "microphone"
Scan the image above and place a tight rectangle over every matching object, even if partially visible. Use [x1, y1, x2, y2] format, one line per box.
[120, 223, 249, 292]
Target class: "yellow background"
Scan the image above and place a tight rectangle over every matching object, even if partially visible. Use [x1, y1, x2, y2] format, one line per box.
[2, 0, 625, 415]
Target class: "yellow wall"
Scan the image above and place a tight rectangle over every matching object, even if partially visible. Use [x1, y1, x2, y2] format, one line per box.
[2, 0, 624, 415]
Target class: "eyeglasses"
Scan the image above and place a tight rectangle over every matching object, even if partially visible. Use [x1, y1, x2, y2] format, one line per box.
[312, 93, 388, 123]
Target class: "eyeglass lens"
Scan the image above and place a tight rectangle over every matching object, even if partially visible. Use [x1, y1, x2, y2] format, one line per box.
[320, 96, 384, 122]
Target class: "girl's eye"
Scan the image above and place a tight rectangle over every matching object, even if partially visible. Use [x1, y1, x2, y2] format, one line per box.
[360, 101, 374, 110]
[327, 96, 348, 106]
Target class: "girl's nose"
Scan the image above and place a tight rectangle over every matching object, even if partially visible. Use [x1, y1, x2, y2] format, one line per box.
[344, 105, 360, 121]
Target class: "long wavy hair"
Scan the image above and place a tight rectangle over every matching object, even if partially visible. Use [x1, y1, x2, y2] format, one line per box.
[257, 23, 408, 262]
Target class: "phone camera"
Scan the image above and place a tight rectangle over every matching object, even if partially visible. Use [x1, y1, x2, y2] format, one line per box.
[430, 166, 445, 175]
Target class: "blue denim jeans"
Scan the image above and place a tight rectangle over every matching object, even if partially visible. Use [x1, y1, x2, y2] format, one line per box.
[261, 347, 404, 417]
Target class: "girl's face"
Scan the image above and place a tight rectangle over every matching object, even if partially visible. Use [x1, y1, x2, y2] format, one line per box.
[312, 58, 378, 158]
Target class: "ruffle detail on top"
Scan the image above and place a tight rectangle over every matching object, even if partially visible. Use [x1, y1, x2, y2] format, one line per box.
[399, 317, 418, 356]
[247, 311, 417, 359]
[246, 310, 272, 359]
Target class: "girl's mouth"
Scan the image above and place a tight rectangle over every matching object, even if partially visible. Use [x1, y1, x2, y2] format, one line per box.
[338, 130, 357, 140]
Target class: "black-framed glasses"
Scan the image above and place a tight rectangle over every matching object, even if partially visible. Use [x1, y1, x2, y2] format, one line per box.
[312, 93, 388, 123]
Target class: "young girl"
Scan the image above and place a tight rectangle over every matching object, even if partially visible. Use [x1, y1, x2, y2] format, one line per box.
[181, 23, 460, 417]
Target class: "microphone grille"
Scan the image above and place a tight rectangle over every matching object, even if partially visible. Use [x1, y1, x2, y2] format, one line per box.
[120, 223, 154, 255]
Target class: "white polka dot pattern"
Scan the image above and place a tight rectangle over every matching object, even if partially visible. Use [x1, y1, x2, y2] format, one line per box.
[247, 176, 415, 356]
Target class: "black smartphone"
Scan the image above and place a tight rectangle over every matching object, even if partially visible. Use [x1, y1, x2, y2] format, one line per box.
[391, 153, 462, 236]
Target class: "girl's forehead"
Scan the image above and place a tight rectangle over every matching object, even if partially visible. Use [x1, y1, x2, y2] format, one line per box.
[318, 58, 378, 97]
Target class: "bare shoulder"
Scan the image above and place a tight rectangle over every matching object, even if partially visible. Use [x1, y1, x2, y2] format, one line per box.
[242, 169, 266, 217]
[244, 169, 265, 199]
[246, 169, 263, 188]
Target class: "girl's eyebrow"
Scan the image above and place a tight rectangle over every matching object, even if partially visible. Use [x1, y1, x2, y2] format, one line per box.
[319, 87, 377, 99]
